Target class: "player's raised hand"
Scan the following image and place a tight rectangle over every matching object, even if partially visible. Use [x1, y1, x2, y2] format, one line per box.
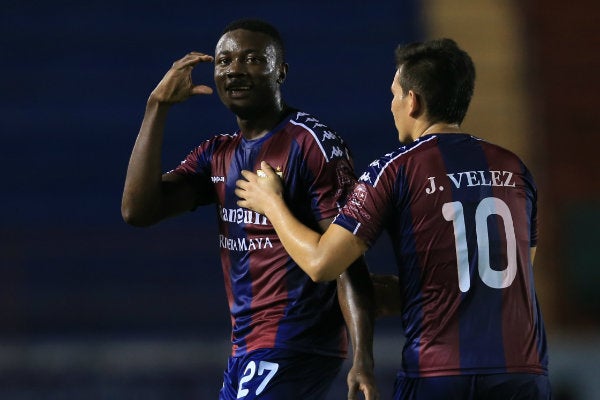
[235, 161, 284, 215]
[149, 52, 214, 104]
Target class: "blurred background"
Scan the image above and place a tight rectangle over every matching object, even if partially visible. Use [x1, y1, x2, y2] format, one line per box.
[1, 0, 599, 399]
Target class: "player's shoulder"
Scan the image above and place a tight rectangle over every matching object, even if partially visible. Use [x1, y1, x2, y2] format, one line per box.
[473, 135, 529, 169]
[287, 110, 343, 139]
[359, 136, 438, 182]
[207, 131, 240, 144]
[357, 135, 441, 187]
[194, 130, 240, 151]
[289, 110, 334, 130]
[287, 109, 350, 161]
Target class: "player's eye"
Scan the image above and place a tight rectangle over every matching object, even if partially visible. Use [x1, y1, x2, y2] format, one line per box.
[245, 55, 262, 64]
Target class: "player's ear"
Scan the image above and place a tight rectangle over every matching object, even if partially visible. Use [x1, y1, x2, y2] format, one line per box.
[407, 90, 422, 118]
[276, 62, 289, 85]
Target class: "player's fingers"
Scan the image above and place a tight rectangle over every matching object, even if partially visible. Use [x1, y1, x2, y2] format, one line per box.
[174, 53, 214, 69]
[260, 160, 274, 172]
[362, 385, 380, 400]
[191, 85, 213, 95]
[235, 178, 253, 193]
[260, 161, 278, 177]
[346, 382, 358, 400]
[236, 198, 247, 208]
[234, 187, 245, 198]
[240, 169, 257, 182]
[187, 51, 213, 60]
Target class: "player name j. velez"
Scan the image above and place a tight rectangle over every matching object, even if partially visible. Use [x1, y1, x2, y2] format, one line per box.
[425, 170, 516, 195]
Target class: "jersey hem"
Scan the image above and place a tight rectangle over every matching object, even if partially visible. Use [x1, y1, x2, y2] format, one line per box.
[232, 343, 347, 359]
[397, 365, 548, 378]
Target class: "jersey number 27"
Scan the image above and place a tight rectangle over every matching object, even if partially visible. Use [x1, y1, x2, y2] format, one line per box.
[237, 360, 279, 398]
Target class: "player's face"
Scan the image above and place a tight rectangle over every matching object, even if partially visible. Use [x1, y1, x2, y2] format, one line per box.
[390, 68, 411, 142]
[214, 29, 284, 119]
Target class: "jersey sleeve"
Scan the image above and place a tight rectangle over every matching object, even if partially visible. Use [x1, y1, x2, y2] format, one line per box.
[333, 158, 396, 247]
[167, 140, 217, 207]
[300, 128, 356, 222]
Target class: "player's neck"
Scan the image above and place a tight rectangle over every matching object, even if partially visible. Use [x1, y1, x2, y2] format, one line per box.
[238, 103, 290, 140]
[413, 121, 462, 140]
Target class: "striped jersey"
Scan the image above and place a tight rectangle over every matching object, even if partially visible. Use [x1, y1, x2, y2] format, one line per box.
[333, 133, 548, 377]
[170, 110, 353, 358]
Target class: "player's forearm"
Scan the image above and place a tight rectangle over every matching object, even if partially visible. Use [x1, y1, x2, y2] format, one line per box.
[262, 196, 336, 281]
[337, 261, 375, 369]
[121, 100, 171, 226]
[265, 199, 362, 281]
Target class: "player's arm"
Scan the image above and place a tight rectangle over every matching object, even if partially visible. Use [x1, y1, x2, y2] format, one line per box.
[314, 219, 377, 399]
[236, 161, 367, 281]
[335, 252, 378, 400]
[531, 247, 536, 265]
[122, 52, 214, 227]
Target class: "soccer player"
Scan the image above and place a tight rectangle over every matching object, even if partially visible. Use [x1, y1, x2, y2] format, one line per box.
[121, 19, 378, 400]
[236, 38, 551, 399]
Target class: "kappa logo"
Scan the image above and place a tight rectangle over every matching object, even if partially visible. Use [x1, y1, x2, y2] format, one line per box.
[330, 146, 344, 159]
[292, 112, 348, 162]
[359, 172, 372, 183]
[358, 172, 372, 183]
[321, 131, 337, 141]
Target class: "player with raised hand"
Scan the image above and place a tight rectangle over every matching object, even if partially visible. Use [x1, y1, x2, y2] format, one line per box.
[122, 18, 378, 400]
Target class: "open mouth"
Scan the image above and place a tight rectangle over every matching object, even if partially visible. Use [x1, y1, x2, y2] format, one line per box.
[228, 86, 250, 92]
[226, 82, 252, 97]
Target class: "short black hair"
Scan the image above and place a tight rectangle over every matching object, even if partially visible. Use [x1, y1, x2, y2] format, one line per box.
[222, 18, 285, 61]
[395, 38, 475, 125]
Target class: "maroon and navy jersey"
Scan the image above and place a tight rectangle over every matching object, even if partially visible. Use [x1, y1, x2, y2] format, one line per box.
[334, 133, 548, 377]
[170, 110, 353, 358]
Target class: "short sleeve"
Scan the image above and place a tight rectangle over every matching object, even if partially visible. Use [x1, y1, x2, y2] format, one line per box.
[168, 142, 216, 207]
[333, 159, 396, 248]
[298, 128, 356, 221]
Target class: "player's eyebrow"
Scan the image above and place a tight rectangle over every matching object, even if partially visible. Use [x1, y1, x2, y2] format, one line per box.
[217, 48, 262, 55]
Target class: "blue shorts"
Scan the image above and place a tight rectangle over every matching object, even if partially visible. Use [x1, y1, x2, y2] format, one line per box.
[219, 348, 344, 400]
[393, 373, 551, 400]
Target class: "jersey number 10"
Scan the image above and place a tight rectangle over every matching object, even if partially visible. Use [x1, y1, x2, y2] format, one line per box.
[442, 197, 517, 293]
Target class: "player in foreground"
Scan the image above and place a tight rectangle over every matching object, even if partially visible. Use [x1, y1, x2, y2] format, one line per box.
[236, 38, 551, 399]
[122, 19, 377, 400]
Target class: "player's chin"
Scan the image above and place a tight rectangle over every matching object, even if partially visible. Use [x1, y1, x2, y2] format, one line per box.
[228, 103, 263, 120]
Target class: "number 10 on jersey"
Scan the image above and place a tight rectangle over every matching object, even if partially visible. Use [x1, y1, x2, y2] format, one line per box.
[442, 197, 517, 293]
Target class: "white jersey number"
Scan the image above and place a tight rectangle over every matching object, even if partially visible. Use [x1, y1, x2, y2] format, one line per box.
[442, 197, 517, 292]
[236, 360, 279, 398]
